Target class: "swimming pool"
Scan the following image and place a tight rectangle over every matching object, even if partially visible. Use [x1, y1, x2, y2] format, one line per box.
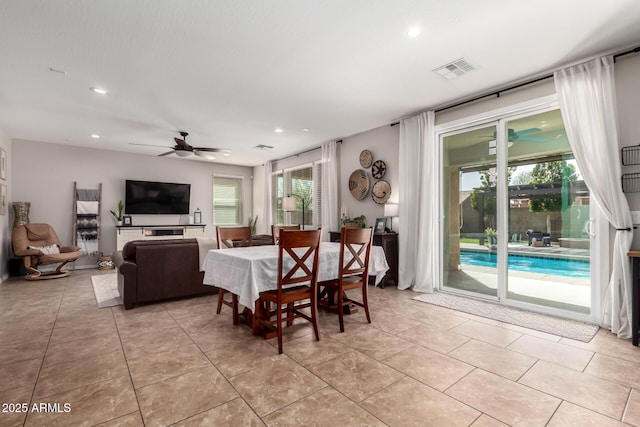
[460, 251, 590, 279]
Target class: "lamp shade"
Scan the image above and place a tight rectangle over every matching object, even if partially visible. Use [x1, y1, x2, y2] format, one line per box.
[384, 203, 399, 217]
[175, 150, 194, 158]
[282, 196, 297, 212]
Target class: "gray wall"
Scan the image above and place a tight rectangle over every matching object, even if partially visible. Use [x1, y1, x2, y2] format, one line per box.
[339, 124, 400, 232]
[11, 140, 253, 269]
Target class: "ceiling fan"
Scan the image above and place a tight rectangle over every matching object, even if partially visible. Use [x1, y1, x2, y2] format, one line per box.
[480, 128, 547, 143]
[130, 131, 229, 159]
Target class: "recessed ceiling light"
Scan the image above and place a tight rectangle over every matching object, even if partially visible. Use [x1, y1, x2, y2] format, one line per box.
[407, 27, 421, 37]
[274, 128, 284, 133]
[90, 87, 108, 95]
[90, 134, 100, 139]
[303, 128, 310, 132]
[223, 153, 230, 156]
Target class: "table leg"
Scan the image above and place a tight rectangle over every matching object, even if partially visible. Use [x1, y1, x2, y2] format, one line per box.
[633, 257, 639, 346]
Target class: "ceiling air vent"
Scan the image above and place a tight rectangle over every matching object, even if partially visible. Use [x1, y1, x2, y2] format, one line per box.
[254, 144, 274, 150]
[433, 58, 476, 80]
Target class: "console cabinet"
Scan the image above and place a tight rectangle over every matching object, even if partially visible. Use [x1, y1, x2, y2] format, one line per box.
[116, 225, 206, 250]
[329, 231, 398, 288]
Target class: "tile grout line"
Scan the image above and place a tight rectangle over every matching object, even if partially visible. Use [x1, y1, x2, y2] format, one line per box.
[24, 277, 68, 425]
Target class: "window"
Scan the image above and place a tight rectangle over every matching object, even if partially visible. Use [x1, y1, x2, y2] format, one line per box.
[213, 176, 242, 225]
[272, 163, 322, 226]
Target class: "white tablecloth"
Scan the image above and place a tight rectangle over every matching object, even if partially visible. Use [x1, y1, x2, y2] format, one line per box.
[202, 242, 389, 312]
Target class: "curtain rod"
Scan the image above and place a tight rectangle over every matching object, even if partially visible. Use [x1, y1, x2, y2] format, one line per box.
[390, 44, 640, 126]
[266, 140, 342, 165]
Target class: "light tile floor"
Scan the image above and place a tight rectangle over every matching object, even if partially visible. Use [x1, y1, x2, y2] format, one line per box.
[1, 269, 640, 426]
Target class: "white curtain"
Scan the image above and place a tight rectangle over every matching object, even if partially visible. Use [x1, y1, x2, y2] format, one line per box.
[555, 56, 633, 338]
[321, 141, 339, 241]
[262, 161, 273, 234]
[398, 111, 436, 292]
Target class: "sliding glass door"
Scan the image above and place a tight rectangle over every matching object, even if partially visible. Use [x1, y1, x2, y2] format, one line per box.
[441, 107, 592, 317]
[504, 110, 590, 314]
[442, 123, 499, 299]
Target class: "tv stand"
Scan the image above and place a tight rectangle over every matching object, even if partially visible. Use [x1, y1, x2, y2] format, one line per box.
[116, 225, 206, 250]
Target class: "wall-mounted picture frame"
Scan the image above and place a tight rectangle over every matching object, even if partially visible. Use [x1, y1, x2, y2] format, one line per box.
[123, 215, 132, 226]
[0, 148, 7, 181]
[0, 184, 6, 215]
[374, 217, 386, 234]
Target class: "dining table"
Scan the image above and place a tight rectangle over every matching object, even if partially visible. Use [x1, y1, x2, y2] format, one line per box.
[201, 241, 390, 314]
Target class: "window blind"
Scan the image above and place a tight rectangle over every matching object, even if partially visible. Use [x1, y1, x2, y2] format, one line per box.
[213, 176, 242, 225]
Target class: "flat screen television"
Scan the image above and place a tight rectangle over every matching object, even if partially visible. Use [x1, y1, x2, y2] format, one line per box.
[125, 180, 190, 214]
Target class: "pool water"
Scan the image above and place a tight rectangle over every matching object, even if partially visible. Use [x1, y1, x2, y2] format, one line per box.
[460, 251, 590, 279]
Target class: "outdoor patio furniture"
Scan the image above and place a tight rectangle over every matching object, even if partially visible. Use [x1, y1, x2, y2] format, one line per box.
[526, 229, 550, 246]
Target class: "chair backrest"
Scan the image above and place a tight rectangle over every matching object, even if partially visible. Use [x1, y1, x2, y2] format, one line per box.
[277, 229, 321, 292]
[271, 224, 302, 245]
[12, 223, 61, 253]
[338, 227, 373, 280]
[216, 226, 252, 249]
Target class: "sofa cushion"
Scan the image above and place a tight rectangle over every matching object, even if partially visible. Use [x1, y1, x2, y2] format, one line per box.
[122, 238, 198, 262]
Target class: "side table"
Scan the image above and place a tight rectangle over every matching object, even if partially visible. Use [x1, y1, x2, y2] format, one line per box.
[329, 230, 398, 288]
[628, 250, 640, 346]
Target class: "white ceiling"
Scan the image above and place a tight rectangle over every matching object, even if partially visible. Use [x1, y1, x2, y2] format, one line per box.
[1, 1, 639, 167]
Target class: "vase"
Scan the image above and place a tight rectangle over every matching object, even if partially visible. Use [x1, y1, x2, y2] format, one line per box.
[13, 202, 31, 228]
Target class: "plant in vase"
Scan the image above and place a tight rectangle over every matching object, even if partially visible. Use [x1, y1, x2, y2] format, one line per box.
[484, 227, 497, 249]
[341, 214, 366, 229]
[248, 215, 258, 235]
[110, 200, 124, 225]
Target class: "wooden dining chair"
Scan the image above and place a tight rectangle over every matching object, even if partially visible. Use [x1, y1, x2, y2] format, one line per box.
[320, 227, 373, 332]
[215, 226, 253, 324]
[271, 224, 302, 245]
[253, 229, 322, 354]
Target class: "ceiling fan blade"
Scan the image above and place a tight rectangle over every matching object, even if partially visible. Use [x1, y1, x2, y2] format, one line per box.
[515, 127, 542, 135]
[194, 147, 230, 153]
[130, 143, 170, 148]
[194, 150, 216, 160]
[158, 150, 175, 157]
[518, 136, 547, 143]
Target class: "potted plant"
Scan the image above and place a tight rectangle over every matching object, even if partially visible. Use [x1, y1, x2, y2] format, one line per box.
[484, 227, 497, 249]
[110, 200, 124, 226]
[341, 214, 366, 229]
[248, 215, 258, 235]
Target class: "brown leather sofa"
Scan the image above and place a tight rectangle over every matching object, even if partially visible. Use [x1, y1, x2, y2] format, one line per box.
[113, 239, 215, 309]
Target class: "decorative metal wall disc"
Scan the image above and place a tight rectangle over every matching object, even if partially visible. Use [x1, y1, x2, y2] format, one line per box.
[372, 160, 386, 179]
[359, 149, 373, 168]
[349, 169, 370, 200]
[371, 180, 391, 204]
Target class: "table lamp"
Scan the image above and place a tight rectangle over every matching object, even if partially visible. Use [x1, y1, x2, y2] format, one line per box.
[282, 194, 305, 230]
[383, 203, 398, 232]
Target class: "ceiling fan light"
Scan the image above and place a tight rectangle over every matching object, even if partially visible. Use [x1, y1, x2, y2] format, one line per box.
[175, 150, 193, 158]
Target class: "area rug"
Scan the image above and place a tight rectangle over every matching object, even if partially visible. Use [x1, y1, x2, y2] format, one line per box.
[412, 292, 599, 342]
[91, 274, 122, 308]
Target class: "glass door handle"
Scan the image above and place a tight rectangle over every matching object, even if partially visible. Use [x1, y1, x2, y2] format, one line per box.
[584, 219, 596, 238]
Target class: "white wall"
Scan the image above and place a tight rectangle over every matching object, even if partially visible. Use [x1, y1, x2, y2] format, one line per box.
[0, 127, 10, 280]
[340, 124, 400, 232]
[11, 140, 253, 268]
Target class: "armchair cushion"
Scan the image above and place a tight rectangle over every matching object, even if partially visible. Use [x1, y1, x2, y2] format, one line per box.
[27, 244, 60, 255]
